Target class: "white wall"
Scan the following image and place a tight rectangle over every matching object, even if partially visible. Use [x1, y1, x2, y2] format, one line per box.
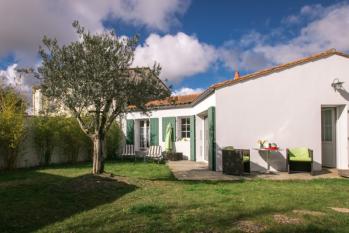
[0, 119, 91, 169]
[32, 89, 42, 116]
[215, 55, 349, 172]
[192, 93, 216, 114]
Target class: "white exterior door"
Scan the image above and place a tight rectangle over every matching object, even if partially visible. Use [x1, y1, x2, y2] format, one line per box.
[139, 120, 150, 149]
[321, 108, 336, 167]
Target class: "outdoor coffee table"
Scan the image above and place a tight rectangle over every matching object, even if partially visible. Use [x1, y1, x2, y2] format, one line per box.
[253, 148, 282, 173]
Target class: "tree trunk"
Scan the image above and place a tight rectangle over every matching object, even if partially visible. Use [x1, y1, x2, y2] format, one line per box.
[92, 134, 105, 174]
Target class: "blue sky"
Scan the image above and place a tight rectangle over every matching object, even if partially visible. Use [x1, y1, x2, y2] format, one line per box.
[0, 0, 349, 97]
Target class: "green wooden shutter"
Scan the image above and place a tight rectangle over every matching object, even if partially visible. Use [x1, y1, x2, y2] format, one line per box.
[190, 115, 196, 161]
[208, 107, 216, 171]
[150, 118, 159, 146]
[162, 117, 176, 142]
[126, 119, 134, 144]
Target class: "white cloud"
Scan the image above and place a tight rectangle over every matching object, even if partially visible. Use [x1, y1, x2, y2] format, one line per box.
[107, 0, 190, 31]
[172, 87, 204, 96]
[218, 32, 272, 71]
[0, 64, 19, 86]
[0, 0, 190, 65]
[0, 64, 38, 100]
[133, 32, 217, 82]
[0, 0, 190, 103]
[219, 3, 349, 71]
[282, 4, 325, 25]
[255, 3, 349, 64]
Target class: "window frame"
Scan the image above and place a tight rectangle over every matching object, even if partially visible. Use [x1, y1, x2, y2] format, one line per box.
[322, 109, 333, 142]
[179, 117, 191, 139]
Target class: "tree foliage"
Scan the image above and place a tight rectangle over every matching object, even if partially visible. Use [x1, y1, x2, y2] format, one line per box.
[36, 21, 170, 173]
[0, 84, 27, 169]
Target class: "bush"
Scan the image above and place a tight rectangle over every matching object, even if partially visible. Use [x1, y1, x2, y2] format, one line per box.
[32, 116, 92, 165]
[0, 85, 27, 169]
[106, 123, 122, 160]
[31, 116, 63, 165]
[59, 117, 91, 163]
[32, 116, 121, 164]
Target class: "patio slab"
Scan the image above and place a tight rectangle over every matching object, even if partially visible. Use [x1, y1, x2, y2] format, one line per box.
[167, 160, 240, 181]
[167, 160, 344, 181]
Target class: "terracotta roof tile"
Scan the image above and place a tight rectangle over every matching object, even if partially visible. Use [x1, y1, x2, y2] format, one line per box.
[146, 93, 200, 108]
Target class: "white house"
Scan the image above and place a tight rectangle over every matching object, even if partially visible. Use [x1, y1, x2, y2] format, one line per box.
[123, 49, 349, 173]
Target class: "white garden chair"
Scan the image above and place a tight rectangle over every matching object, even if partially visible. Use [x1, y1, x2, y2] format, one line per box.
[144, 146, 163, 163]
[120, 144, 136, 160]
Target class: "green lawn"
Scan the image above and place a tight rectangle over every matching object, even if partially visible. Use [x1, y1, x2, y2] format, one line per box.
[1, 161, 349, 233]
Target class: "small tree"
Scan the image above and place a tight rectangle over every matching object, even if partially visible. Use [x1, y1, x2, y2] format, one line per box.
[36, 22, 170, 174]
[0, 84, 27, 169]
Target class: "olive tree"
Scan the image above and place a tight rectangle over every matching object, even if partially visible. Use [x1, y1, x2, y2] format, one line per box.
[36, 22, 170, 174]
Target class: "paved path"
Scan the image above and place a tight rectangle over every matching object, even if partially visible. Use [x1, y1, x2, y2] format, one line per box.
[167, 161, 241, 181]
[167, 160, 343, 181]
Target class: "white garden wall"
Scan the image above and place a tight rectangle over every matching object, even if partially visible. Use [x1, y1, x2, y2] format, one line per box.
[0, 118, 91, 170]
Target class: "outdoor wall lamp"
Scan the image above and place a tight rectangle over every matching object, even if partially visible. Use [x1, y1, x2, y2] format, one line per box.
[331, 78, 344, 92]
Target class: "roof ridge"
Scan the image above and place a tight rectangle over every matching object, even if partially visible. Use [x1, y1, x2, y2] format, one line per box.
[171, 93, 201, 97]
[208, 48, 349, 90]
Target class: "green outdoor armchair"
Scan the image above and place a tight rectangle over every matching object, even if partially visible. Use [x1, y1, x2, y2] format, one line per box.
[286, 147, 313, 174]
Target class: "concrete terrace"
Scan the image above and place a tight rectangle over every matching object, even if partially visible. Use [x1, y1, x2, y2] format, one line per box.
[167, 160, 343, 181]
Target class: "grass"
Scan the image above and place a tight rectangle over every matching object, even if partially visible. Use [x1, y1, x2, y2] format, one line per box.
[1, 161, 349, 233]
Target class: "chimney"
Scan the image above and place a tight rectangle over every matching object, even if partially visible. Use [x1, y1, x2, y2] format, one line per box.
[234, 70, 240, 80]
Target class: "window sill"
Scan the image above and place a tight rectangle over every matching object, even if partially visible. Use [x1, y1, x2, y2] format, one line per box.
[178, 138, 190, 142]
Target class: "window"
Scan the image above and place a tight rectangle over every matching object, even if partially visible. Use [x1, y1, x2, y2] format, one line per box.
[180, 117, 190, 139]
[322, 109, 333, 142]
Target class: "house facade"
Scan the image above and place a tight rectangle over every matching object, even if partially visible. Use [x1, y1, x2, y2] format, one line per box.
[123, 92, 217, 168]
[123, 49, 349, 172]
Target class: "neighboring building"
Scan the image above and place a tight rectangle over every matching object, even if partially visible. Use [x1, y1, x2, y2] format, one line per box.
[32, 86, 43, 116]
[32, 87, 70, 116]
[124, 49, 349, 172]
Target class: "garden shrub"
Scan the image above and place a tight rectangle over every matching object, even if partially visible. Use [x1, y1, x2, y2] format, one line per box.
[32, 116, 122, 164]
[32, 116, 93, 165]
[59, 117, 91, 163]
[106, 122, 122, 160]
[0, 85, 27, 169]
[32, 116, 62, 165]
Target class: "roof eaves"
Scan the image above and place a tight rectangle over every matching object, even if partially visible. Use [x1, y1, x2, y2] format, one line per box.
[191, 88, 215, 106]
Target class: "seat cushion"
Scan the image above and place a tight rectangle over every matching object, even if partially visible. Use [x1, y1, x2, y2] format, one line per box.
[288, 147, 311, 162]
[243, 155, 250, 162]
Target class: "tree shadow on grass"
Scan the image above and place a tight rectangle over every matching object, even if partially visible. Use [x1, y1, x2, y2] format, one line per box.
[0, 171, 137, 233]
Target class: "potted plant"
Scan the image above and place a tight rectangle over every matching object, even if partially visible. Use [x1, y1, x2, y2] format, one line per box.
[257, 140, 268, 148]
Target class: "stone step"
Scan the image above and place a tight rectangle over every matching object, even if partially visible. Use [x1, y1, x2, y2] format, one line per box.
[338, 169, 349, 178]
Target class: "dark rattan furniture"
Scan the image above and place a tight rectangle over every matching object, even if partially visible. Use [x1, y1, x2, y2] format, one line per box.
[222, 147, 250, 175]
